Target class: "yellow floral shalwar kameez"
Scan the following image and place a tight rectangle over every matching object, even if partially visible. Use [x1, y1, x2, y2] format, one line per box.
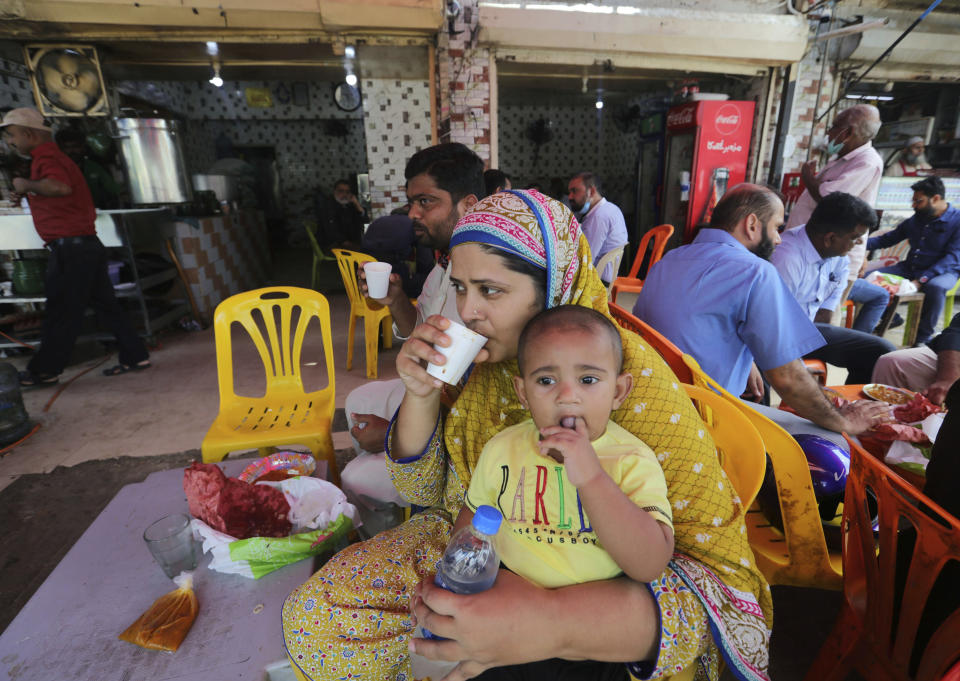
[282, 190, 772, 681]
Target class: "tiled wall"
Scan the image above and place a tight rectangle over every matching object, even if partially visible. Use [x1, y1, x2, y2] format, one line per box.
[115, 80, 368, 230]
[0, 59, 33, 110]
[438, 0, 491, 164]
[170, 211, 271, 318]
[361, 78, 433, 216]
[497, 100, 651, 214]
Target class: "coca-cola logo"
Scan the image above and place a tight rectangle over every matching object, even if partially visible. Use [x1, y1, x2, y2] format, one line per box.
[714, 104, 741, 135]
[667, 105, 695, 128]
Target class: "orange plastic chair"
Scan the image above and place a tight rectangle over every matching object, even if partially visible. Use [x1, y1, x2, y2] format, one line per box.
[804, 437, 960, 681]
[610, 223, 674, 303]
[201, 287, 340, 486]
[804, 358, 829, 386]
[332, 248, 393, 379]
[608, 302, 693, 383]
[682, 354, 843, 589]
[682, 383, 765, 509]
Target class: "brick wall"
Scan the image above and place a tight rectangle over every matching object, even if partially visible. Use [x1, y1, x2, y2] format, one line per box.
[437, 0, 492, 164]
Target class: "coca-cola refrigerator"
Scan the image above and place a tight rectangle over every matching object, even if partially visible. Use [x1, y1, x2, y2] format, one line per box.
[660, 99, 755, 247]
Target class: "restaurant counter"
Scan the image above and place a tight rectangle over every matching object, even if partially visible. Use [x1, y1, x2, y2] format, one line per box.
[0, 208, 270, 331]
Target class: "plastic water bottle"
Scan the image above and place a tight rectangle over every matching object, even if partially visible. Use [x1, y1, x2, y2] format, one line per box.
[421, 505, 502, 640]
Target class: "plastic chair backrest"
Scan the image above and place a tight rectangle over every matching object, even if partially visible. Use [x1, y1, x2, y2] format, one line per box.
[803, 437, 960, 681]
[626, 223, 674, 279]
[214, 287, 335, 407]
[331, 248, 378, 312]
[596, 246, 625, 296]
[682, 354, 842, 589]
[681, 383, 765, 509]
[608, 302, 693, 383]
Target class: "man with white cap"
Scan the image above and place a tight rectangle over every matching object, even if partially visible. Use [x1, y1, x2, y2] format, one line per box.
[885, 135, 933, 177]
[1, 107, 149, 387]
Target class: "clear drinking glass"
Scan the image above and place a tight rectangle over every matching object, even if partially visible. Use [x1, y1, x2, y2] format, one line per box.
[144, 513, 199, 578]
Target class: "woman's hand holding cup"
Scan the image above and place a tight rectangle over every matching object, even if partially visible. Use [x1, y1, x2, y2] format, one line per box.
[397, 316, 489, 397]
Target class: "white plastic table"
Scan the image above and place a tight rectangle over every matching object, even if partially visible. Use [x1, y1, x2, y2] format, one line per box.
[0, 459, 317, 680]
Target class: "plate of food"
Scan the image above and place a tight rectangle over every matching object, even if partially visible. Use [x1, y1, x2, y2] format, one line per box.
[862, 383, 914, 405]
[238, 451, 316, 483]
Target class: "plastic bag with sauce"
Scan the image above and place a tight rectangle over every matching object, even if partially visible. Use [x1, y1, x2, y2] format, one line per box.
[118, 572, 198, 652]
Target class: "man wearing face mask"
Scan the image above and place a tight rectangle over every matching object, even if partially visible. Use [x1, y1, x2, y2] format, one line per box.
[885, 136, 933, 177]
[868, 176, 960, 346]
[786, 104, 886, 335]
[567, 171, 628, 282]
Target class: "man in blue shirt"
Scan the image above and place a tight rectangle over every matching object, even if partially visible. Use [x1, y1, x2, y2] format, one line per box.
[634, 183, 888, 435]
[568, 172, 628, 283]
[868, 176, 960, 345]
[771, 192, 896, 385]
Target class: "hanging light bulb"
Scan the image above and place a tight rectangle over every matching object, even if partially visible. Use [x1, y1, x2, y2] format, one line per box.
[595, 96, 604, 110]
[344, 45, 356, 59]
[209, 62, 223, 87]
[345, 73, 358, 87]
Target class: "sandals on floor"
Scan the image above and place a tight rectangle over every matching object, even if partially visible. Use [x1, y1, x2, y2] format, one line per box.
[19, 370, 60, 388]
[102, 362, 152, 377]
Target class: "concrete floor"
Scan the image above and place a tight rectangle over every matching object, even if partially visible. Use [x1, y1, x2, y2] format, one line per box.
[0, 246, 399, 493]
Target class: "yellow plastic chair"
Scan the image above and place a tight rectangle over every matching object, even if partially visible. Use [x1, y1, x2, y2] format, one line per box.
[304, 222, 336, 291]
[332, 248, 393, 379]
[682, 354, 842, 589]
[681, 383, 765, 509]
[201, 287, 340, 487]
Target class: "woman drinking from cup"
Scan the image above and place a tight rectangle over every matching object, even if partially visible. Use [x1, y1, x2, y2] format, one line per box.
[283, 191, 772, 681]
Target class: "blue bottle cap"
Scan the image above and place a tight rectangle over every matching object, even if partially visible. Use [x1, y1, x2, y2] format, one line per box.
[472, 505, 502, 535]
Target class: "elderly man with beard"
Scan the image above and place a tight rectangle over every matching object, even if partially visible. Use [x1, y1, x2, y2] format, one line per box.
[633, 183, 888, 436]
[341, 143, 485, 533]
[868, 176, 960, 346]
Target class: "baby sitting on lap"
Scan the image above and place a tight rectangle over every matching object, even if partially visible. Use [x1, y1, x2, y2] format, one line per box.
[457, 305, 675, 587]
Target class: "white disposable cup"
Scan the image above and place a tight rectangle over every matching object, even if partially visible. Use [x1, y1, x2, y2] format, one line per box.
[363, 262, 392, 299]
[426, 320, 487, 385]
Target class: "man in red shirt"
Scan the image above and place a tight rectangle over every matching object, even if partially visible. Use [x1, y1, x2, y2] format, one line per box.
[1, 108, 149, 387]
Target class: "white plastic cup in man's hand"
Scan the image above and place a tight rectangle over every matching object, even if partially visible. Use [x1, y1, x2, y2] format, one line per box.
[426, 320, 488, 385]
[363, 262, 392, 299]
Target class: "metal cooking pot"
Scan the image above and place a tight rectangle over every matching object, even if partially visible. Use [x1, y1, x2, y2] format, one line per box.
[110, 118, 192, 204]
[192, 174, 238, 202]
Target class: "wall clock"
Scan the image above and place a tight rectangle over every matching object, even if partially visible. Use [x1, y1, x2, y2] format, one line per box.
[333, 82, 361, 112]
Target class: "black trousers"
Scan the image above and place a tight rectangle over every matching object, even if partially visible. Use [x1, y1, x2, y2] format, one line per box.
[805, 323, 896, 385]
[27, 236, 149, 376]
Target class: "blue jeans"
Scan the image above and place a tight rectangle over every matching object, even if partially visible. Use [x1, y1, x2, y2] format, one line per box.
[879, 264, 959, 344]
[847, 278, 889, 333]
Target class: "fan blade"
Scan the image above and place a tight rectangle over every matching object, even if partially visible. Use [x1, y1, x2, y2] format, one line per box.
[75, 71, 102, 99]
[56, 88, 92, 112]
[53, 52, 84, 75]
